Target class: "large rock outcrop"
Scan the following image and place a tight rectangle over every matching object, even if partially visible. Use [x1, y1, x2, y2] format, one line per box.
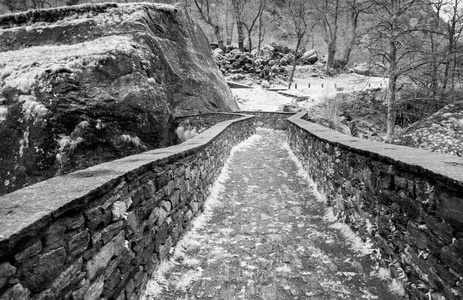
[0, 3, 238, 195]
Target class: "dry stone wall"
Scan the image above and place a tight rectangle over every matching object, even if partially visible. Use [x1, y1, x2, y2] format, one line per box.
[238, 111, 296, 130]
[176, 113, 241, 133]
[288, 112, 463, 300]
[0, 115, 254, 300]
[175, 112, 295, 140]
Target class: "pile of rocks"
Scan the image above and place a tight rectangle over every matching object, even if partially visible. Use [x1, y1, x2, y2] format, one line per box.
[212, 43, 319, 81]
[393, 101, 463, 156]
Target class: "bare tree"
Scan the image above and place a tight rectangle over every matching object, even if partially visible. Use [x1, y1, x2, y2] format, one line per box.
[225, 1, 234, 45]
[339, 0, 373, 68]
[231, 0, 246, 51]
[192, 0, 226, 49]
[367, 0, 419, 140]
[440, 0, 463, 99]
[285, 0, 314, 89]
[405, 0, 448, 105]
[256, 1, 266, 55]
[314, 0, 341, 72]
[242, 0, 266, 51]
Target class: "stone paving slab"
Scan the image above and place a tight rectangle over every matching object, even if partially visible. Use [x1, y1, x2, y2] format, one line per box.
[143, 129, 400, 300]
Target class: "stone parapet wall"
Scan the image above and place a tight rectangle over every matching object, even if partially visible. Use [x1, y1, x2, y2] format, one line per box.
[288, 112, 463, 300]
[175, 113, 242, 134]
[0, 115, 254, 300]
[237, 111, 296, 130]
[175, 112, 295, 136]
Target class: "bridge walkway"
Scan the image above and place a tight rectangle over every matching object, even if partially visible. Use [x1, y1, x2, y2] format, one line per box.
[143, 129, 396, 300]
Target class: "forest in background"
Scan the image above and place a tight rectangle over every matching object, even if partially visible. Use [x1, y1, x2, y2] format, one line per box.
[1, 0, 463, 140]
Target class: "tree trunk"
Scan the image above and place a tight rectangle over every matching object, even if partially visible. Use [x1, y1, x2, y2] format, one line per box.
[430, 32, 438, 103]
[225, 5, 231, 45]
[441, 4, 457, 100]
[236, 19, 245, 51]
[247, 29, 252, 52]
[451, 50, 457, 98]
[386, 41, 398, 140]
[324, 0, 339, 72]
[232, 0, 245, 52]
[227, 24, 234, 45]
[257, 10, 264, 55]
[326, 42, 336, 71]
[214, 25, 224, 50]
[341, 10, 359, 68]
[225, 2, 235, 46]
[288, 36, 302, 89]
[442, 59, 450, 98]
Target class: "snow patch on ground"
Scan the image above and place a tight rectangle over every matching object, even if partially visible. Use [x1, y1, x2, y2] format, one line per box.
[233, 70, 389, 112]
[234, 88, 296, 112]
[328, 215, 374, 257]
[282, 142, 326, 203]
[283, 141, 406, 298]
[283, 143, 374, 258]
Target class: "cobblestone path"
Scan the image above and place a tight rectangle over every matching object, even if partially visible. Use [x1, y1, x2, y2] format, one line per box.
[143, 129, 398, 300]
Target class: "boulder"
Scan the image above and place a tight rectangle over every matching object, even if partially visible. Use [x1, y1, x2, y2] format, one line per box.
[260, 44, 275, 58]
[261, 80, 270, 88]
[212, 48, 224, 59]
[300, 49, 318, 64]
[271, 42, 290, 54]
[241, 55, 253, 64]
[229, 48, 242, 56]
[0, 3, 238, 195]
[282, 103, 300, 112]
[351, 63, 384, 77]
[226, 43, 239, 52]
[283, 53, 295, 64]
[352, 63, 371, 76]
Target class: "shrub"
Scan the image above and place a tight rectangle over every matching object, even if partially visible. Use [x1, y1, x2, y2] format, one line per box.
[176, 126, 198, 142]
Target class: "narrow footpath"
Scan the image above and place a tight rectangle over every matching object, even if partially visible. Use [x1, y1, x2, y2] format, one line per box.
[143, 129, 398, 300]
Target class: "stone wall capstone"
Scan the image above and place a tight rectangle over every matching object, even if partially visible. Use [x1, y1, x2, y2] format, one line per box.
[288, 112, 463, 300]
[0, 115, 254, 300]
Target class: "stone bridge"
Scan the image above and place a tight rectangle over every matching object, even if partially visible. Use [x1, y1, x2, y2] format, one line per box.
[0, 112, 462, 300]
